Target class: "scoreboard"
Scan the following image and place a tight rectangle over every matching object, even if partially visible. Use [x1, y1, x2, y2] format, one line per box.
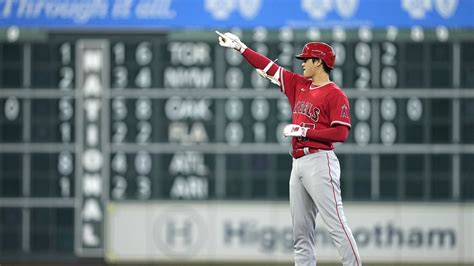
[1, 26, 474, 259]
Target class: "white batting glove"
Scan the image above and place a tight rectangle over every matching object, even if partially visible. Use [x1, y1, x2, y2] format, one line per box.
[216, 31, 247, 53]
[283, 124, 308, 137]
[256, 69, 281, 86]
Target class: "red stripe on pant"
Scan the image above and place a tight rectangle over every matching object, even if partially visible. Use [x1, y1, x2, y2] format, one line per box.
[326, 153, 360, 266]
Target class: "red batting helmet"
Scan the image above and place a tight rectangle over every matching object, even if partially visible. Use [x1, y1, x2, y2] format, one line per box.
[295, 42, 336, 69]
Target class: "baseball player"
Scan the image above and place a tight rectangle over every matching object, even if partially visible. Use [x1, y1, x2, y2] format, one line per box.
[216, 31, 361, 266]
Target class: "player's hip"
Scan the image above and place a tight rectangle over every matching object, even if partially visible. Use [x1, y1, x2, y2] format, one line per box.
[291, 147, 336, 159]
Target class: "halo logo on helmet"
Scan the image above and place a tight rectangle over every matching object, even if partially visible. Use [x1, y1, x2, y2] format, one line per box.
[295, 42, 336, 69]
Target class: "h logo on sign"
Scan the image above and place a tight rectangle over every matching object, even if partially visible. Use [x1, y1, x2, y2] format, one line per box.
[166, 220, 193, 246]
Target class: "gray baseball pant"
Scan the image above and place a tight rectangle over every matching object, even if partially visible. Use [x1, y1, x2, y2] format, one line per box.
[290, 150, 361, 266]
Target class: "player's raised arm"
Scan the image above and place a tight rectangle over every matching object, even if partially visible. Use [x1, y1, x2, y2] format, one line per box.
[216, 31, 281, 86]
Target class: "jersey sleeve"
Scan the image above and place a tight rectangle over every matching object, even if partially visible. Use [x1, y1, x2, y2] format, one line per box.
[278, 68, 304, 106]
[328, 90, 351, 129]
[242, 49, 299, 105]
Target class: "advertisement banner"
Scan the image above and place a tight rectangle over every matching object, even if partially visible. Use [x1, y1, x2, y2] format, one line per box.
[0, 0, 473, 29]
[105, 202, 474, 264]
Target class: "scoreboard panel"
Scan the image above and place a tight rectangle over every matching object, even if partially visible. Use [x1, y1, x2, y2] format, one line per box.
[0, 27, 474, 259]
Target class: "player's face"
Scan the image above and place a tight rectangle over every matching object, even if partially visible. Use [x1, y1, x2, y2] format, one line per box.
[302, 58, 317, 78]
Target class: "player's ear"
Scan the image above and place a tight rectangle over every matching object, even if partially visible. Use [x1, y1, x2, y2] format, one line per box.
[312, 58, 321, 67]
[316, 58, 323, 67]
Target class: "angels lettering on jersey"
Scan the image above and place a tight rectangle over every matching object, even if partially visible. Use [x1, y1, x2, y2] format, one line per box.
[293, 101, 320, 123]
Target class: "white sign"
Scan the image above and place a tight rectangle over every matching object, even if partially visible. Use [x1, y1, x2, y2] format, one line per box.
[105, 202, 474, 264]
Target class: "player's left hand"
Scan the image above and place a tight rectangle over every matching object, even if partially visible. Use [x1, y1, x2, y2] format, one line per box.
[283, 124, 308, 137]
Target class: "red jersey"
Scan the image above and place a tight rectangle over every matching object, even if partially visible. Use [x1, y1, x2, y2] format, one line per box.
[278, 68, 351, 150]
